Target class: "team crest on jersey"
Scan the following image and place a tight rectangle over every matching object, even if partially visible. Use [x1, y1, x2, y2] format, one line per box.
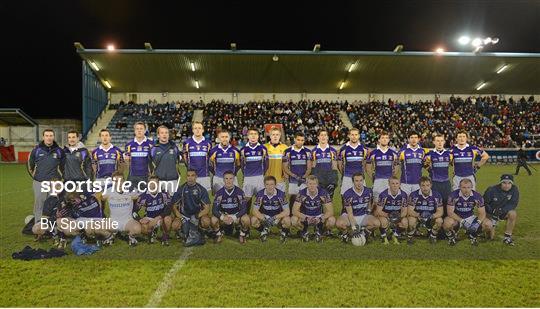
[169, 149, 174, 154]
[196, 145, 201, 151]
[75, 152, 80, 158]
[137, 146, 142, 151]
[227, 198, 232, 203]
[192, 189, 199, 195]
[52, 153, 57, 159]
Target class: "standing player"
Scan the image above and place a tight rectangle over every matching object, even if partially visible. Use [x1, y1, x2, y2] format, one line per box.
[150, 126, 182, 195]
[336, 173, 380, 243]
[424, 134, 453, 208]
[264, 127, 288, 193]
[283, 132, 312, 211]
[135, 175, 173, 245]
[211, 171, 250, 244]
[251, 176, 291, 243]
[338, 128, 368, 195]
[366, 131, 398, 201]
[124, 122, 153, 191]
[451, 130, 490, 190]
[398, 132, 427, 195]
[311, 130, 339, 198]
[92, 129, 124, 186]
[183, 121, 212, 192]
[291, 175, 336, 242]
[63, 130, 93, 182]
[443, 178, 493, 246]
[375, 176, 408, 244]
[209, 130, 241, 193]
[28, 129, 64, 223]
[406, 177, 444, 244]
[240, 128, 268, 211]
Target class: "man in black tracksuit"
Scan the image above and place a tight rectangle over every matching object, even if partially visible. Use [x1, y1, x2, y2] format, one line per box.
[27, 129, 64, 222]
[515, 147, 532, 176]
[63, 130, 93, 181]
[150, 126, 182, 194]
[484, 174, 519, 246]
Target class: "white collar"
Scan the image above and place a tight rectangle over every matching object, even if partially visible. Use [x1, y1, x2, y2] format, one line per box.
[420, 190, 433, 199]
[218, 144, 231, 151]
[459, 191, 473, 199]
[247, 142, 260, 149]
[264, 189, 277, 198]
[134, 137, 147, 145]
[149, 192, 159, 198]
[307, 188, 319, 199]
[377, 145, 390, 153]
[388, 189, 401, 199]
[292, 145, 305, 151]
[224, 186, 236, 195]
[455, 143, 470, 150]
[406, 144, 420, 150]
[192, 135, 205, 143]
[316, 144, 329, 151]
[433, 148, 447, 154]
[99, 144, 114, 151]
[346, 141, 360, 149]
[352, 186, 365, 196]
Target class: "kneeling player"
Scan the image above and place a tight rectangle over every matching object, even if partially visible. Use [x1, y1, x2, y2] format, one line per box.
[406, 176, 444, 244]
[211, 171, 250, 244]
[291, 175, 335, 242]
[443, 178, 493, 246]
[375, 176, 408, 244]
[251, 176, 291, 243]
[135, 175, 173, 245]
[336, 172, 380, 243]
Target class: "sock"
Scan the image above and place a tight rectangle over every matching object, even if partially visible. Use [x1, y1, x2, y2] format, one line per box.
[302, 221, 309, 233]
[281, 228, 290, 236]
[379, 228, 387, 238]
[504, 233, 512, 238]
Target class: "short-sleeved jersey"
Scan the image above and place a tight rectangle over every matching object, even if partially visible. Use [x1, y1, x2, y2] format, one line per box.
[378, 188, 408, 214]
[295, 187, 332, 217]
[447, 189, 484, 219]
[451, 144, 484, 177]
[367, 147, 398, 180]
[241, 143, 268, 177]
[342, 187, 373, 216]
[408, 189, 443, 215]
[103, 190, 139, 221]
[253, 188, 288, 217]
[124, 138, 153, 177]
[398, 145, 427, 184]
[283, 146, 312, 184]
[92, 144, 123, 178]
[136, 192, 171, 218]
[424, 149, 453, 182]
[209, 144, 241, 177]
[212, 186, 246, 217]
[312, 145, 337, 171]
[338, 142, 368, 177]
[265, 143, 288, 183]
[183, 136, 212, 178]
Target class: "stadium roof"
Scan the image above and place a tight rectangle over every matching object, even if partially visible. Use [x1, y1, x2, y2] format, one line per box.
[76, 47, 540, 94]
[0, 108, 38, 126]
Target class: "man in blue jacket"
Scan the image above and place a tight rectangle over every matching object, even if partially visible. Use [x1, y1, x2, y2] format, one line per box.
[484, 174, 519, 246]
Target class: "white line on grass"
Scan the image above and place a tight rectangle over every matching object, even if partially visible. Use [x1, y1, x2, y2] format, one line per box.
[145, 247, 193, 307]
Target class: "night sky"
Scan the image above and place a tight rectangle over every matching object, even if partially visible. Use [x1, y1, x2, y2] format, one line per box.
[1, 0, 538, 119]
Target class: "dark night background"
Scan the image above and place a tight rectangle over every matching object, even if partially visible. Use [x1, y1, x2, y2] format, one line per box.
[1, 0, 538, 119]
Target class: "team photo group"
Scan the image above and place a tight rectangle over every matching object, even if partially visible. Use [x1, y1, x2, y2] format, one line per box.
[28, 120, 520, 249]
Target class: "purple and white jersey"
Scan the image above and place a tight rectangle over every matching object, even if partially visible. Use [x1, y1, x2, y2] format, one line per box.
[136, 192, 171, 218]
[398, 145, 427, 184]
[183, 136, 212, 177]
[125, 138, 153, 177]
[341, 187, 373, 216]
[447, 189, 484, 219]
[367, 147, 397, 180]
[283, 146, 311, 184]
[212, 186, 246, 217]
[295, 187, 332, 217]
[451, 144, 484, 177]
[425, 149, 453, 182]
[378, 189, 408, 214]
[312, 145, 337, 171]
[209, 144, 240, 177]
[241, 143, 268, 177]
[253, 188, 288, 217]
[72, 192, 103, 218]
[338, 142, 368, 177]
[408, 189, 443, 215]
[92, 144, 123, 178]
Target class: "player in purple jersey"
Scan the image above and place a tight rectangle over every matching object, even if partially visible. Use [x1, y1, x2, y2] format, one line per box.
[338, 128, 368, 195]
[124, 122, 153, 191]
[283, 132, 312, 210]
[211, 171, 250, 244]
[398, 132, 428, 195]
[183, 121, 212, 192]
[311, 130, 339, 197]
[291, 175, 335, 243]
[251, 176, 291, 243]
[443, 178, 493, 246]
[209, 130, 241, 193]
[92, 129, 124, 185]
[366, 131, 398, 201]
[451, 130, 490, 190]
[135, 175, 173, 245]
[241, 128, 268, 210]
[336, 173, 380, 243]
[375, 176, 408, 245]
[406, 177, 444, 244]
[424, 134, 453, 209]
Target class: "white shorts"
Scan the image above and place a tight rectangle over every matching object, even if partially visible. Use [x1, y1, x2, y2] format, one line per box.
[212, 176, 239, 193]
[401, 183, 420, 195]
[340, 176, 367, 195]
[276, 181, 287, 194]
[110, 217, 135, 232]
[198, 177, 212, 192]
[453, 175, 476, 191]
[373, 178, 390, 201]
[341, 213, 369, 227]
[242, 176, 265, 197]
[288, 182, 306, 195]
